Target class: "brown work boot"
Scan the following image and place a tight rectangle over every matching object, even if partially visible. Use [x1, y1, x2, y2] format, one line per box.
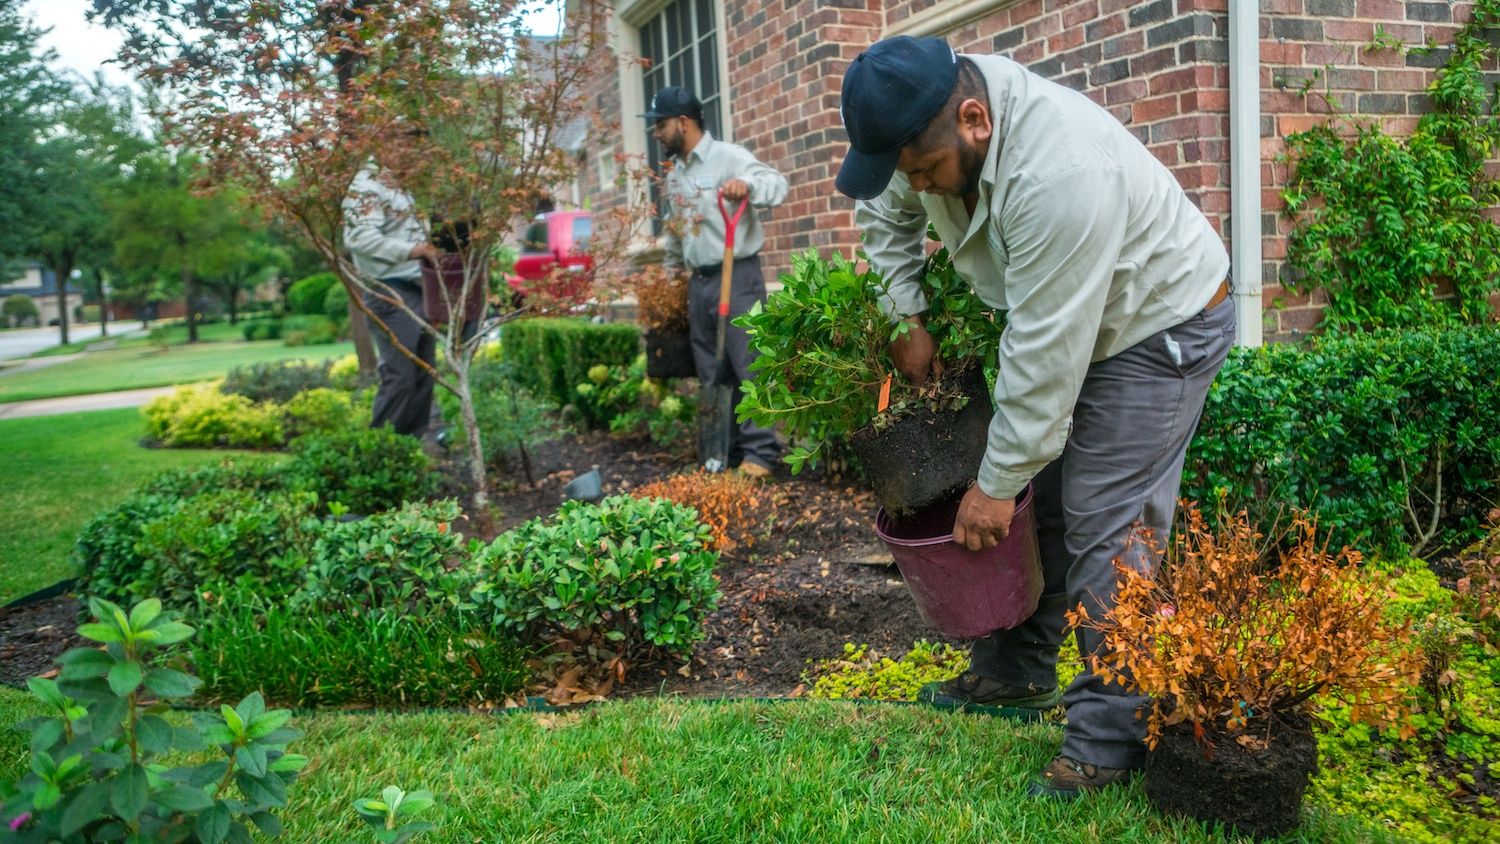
[1027, 754, 1135, 800]
[735, 460, 773, 479]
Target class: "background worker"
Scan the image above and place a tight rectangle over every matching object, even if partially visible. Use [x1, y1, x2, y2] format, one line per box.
[643, 86, 788, 476]
[837, 35, 1235, 799]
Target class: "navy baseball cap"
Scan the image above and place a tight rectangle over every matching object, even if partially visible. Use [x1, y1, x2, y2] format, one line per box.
[837, 36, 960, 200]
[639, 86, 703, 122]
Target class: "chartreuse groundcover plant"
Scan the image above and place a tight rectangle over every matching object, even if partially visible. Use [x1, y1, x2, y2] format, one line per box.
[738, 245, 1001, 473]
[1, 598, 305, 843]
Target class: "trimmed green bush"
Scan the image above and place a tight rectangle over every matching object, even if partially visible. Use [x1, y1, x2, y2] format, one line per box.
[287, 427, 436, 515]
[1185, 325, 1500, 558]
[471, 495, 720, 657]
[131, 489, 320, 610]
[3, 293, 39, 327]
[221, 359, 335, 403]
[298, 500, 467, 615]
[282, 387, 364, 438]
[193, 596, 527, 708]
[142, 386, 284, 449]
[286, 272, 339, 316]
[242, 318, 283, 341]
[500, 317, 640, 408]
[282, 314, 339, 346]
[73, 461, 293, 605]
[323, 279, 350, 322]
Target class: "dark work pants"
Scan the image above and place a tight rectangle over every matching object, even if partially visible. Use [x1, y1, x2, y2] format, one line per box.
[366, 280, 436, 438]
[968, 296, 1237, 769]
[688, 255, 780, 470]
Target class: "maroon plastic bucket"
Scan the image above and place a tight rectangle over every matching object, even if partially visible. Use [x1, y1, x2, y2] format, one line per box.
[875, 484, 1043, 638]
[420, 253, 488, 325]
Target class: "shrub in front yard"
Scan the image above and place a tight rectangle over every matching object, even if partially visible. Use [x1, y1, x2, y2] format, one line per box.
[192, 595, 527, 708]
[297, 500, 467, 615]
[1, 598, 306, 842]
[286, 271, 338, 316]
[143, 386, 284, 449]
[436, 358, 559, 471]
[281, 387, 364, 439]
[286, 427, 435, 515]
[221, 359, 335, 403]
[803, 641, 967, 701]
[282, 314, 340, 346]
[131, 489, 320, 610]
[633, 469, 775, 552]
[1185, 326, 1500, 558]
[499, 317, 640, 408]
[471, 495, 719, 658]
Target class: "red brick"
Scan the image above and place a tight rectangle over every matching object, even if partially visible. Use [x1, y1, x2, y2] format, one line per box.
[1104, 78, 1149, 105]
[1048, 27, 1086, 53]
[1356, 0, 1404, 17]
[1303, 43, 1359, 65]
[1063, 1, 1100, 28]
[1181, 89, 1230, 113]
[1260, 41, 1302, 65]
[1132, 94, 1181, 123]
[1150, 67, 1199, 96]
[1323, 19, 1375, 42]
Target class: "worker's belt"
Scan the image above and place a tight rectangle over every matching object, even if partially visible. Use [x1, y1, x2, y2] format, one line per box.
[1204, 278, 1230, 312]
[692, 255, 759, 277]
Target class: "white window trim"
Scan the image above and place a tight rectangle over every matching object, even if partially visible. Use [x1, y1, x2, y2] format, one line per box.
[886, 0, 1020, 38]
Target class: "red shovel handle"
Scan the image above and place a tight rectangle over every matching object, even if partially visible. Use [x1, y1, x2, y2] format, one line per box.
[717, 190, 749, 251]
[716, 190, 749, 318]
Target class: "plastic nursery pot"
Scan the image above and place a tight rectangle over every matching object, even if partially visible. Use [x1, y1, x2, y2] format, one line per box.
[644, 327, 695, 380]
[848, 364, 993, 517]
[420, 253, 489, 326]
[875, 483, 1043, 638]
[1145, 715, 1318, 841]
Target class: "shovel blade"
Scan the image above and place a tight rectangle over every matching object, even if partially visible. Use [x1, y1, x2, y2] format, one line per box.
[696, 382, 735, 472]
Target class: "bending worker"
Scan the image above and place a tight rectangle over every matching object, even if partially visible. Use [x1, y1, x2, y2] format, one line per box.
[837, 36, 1235, 799]
[643, 85, 788, 476]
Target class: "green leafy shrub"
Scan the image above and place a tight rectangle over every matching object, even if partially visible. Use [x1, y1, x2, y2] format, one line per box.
[297, 500, 467, 615]
[436, 358, 559, 470]
[73, 461, 292, 605]
[329, 353, 362, 389]
[192, 594, 526, 709]
[322, 280, 350, 322]
[353, 786, 437, 844]
[285, 272, 338, 316]
[76, 304, 101, 323]
[571, 358, 641, 430]
[142, 386, 284, 449]
[471, 495, 720, 657]
[499, 317, 640, 408]
[1184, 326, 1500, 558]
[738, 246, 1002, 473]
[609, 370, 697, 449]
[3, 293, 39, 327]
[282, 314, 339, 346]
[221, 359, 334, 403]
[1, 597, 306, 842]
[130, 489, 320, 611]
[803, 641, 967, 701]
[286, 427, 435, 515]
[281, 387, 364, 438]
[241, 319, 283, 341]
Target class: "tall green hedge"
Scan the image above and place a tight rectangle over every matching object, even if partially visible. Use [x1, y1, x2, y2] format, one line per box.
[499, 317, 641, 408]
[1184, 326, 1500, 559]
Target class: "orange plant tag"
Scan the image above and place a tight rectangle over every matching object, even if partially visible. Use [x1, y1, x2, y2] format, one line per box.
[877, 374, 892, 413]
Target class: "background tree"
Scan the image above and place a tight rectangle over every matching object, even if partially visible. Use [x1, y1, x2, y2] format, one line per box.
[0, 0, 65, 260]
[198, 205, 291, 325]
[95, 0, 649, 511]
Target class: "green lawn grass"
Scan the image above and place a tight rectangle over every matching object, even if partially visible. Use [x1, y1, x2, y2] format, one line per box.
[0, 332, 351, 402]
[0, 689, 1392, 843]
[0, 408, 269, 603]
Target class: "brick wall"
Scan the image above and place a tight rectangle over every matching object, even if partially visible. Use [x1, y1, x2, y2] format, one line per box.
[585, 0, 1492, 342]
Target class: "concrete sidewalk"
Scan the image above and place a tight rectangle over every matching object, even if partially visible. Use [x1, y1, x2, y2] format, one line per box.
[0, 385, 182, 420]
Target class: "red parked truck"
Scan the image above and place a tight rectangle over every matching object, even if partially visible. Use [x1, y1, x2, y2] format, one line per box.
[507, 210, 593, 306]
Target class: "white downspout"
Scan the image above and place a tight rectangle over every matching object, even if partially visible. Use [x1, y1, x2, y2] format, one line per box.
[1228, 0, 1263, 346]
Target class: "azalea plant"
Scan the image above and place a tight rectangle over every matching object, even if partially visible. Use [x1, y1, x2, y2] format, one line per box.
[737, 244, 1002, 473]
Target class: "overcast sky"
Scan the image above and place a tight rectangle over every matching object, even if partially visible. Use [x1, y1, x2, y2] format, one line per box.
[21, 0, 564, 90]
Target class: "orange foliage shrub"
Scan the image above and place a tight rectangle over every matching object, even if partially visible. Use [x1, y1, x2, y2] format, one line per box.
[1068, 508, 1423, 748]
[1457, 552, 1500, 646]
[633, 470, 773, 551]
[633, 265, 689, 333]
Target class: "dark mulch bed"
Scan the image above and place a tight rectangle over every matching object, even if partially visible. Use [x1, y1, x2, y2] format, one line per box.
[1, 432, 950, 698]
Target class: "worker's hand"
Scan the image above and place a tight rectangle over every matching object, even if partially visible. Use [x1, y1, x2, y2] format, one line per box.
[953, 485, 1015, 551]
[889, 317, 943, 388]
[409, 242, 441, 263]
[719, 178, 751, 202]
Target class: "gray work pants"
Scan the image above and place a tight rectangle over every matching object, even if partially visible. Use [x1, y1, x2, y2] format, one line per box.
[688, 255, 781, 470]
[969, 296, 1236, 769]
[365, 281, 436, 438]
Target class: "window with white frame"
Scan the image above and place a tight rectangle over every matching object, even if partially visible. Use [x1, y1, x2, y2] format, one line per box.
[639, 0, 721, 227]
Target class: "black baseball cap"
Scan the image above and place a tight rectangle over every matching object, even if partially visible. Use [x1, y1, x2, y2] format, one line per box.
[639, 86, 703, 122]
[837, 36, 960, 200]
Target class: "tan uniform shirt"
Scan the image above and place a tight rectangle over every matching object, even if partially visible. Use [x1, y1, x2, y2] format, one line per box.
[343, 167, 426, 282]
[855, 54, 1231, 500]
[662, 133, 788, 270]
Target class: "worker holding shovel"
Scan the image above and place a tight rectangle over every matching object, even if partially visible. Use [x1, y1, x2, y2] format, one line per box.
[643, 86, 787, 476]
[837, 37, 1235, 800]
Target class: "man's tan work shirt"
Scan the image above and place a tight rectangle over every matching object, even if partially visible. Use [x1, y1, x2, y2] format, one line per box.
[343, 167, 426, 283]
[855, 54, 1231, 501]
[662, 133, 788, 271]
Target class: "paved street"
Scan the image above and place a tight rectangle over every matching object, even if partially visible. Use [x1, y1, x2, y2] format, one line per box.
[0, 323, 110, 361]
